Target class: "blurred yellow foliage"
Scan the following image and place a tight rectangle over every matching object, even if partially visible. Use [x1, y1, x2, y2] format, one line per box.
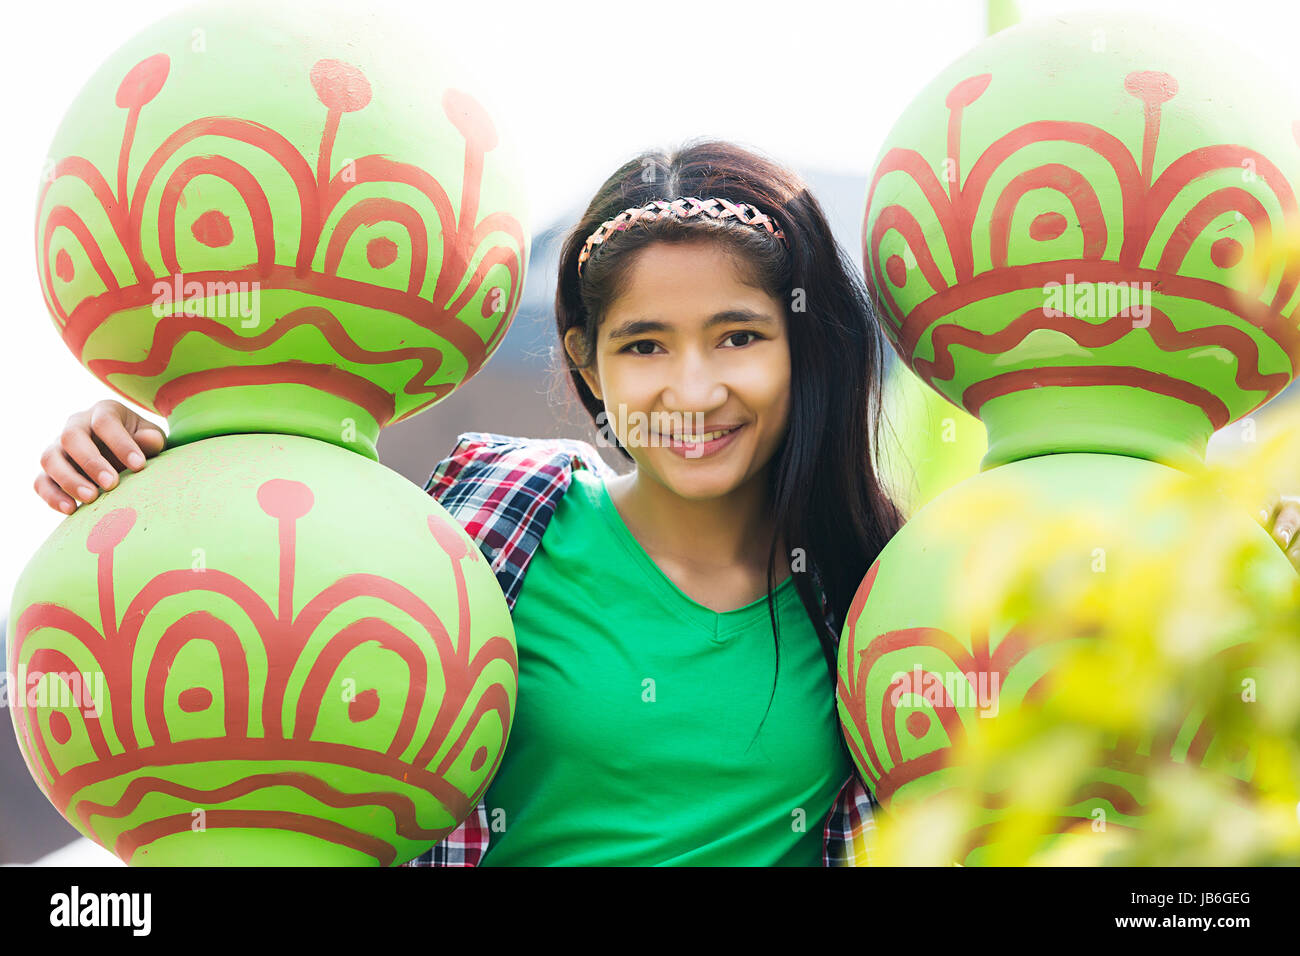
[873, 400, 1300, 865]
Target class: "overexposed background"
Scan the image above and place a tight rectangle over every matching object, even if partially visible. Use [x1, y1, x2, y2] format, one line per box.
[2, 0, 1299, 864]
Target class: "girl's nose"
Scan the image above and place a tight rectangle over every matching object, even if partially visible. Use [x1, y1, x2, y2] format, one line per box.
[661, 362, 727, 413]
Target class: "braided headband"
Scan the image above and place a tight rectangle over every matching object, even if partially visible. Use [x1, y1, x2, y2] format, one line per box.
[577, 196, 788, 277]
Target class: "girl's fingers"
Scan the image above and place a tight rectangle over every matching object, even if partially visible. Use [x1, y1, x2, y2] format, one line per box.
[89, 407, 149, 471]
[55, 423, 119, 494]
[131, 421, 166, 460]
[39, 443, 100, 503]
[33, 472, 77, 514]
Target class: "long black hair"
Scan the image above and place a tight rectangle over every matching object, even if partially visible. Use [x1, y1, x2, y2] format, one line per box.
[554, 139, 904, 740]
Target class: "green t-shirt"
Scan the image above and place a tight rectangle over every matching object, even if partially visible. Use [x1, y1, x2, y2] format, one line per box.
[478, 469, 853, 866]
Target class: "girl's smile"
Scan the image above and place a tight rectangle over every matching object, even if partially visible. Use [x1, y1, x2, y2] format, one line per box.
[659, 421, 746, 457]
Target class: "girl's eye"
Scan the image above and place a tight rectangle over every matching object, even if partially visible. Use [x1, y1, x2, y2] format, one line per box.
[722, 330, 761, 348]
[621, 340, 661, 355]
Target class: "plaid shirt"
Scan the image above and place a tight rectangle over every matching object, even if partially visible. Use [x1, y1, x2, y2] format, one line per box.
[405, 432, 877, 867]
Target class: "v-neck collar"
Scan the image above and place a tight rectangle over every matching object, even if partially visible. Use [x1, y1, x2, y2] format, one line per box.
[572, 470, 798, 643]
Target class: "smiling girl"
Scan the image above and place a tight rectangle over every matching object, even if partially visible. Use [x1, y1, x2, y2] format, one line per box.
[444, 143, 908, 865]
[423, 140, 906, 865]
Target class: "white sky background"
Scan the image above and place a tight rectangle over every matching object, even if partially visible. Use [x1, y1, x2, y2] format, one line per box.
[3, 0, 1299, 608]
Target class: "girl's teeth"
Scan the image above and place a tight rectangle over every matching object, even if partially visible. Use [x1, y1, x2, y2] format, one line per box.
[674, 427, 736, 442]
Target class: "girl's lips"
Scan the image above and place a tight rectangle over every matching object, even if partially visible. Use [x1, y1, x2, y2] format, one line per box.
[660, 423, 746, 458]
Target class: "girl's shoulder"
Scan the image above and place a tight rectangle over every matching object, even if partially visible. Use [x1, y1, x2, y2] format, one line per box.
[423, 431, 616, 502]
[421, 432, 618, 607]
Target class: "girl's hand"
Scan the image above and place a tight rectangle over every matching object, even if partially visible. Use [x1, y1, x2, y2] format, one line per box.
[1260, 493, 1300, 572]
[34, 400, 167, 515]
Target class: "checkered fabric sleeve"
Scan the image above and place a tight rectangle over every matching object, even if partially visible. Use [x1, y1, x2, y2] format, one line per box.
[420, 431, 618, 606]
[822, 772, 879, 866]
[405, 433, 614, 867]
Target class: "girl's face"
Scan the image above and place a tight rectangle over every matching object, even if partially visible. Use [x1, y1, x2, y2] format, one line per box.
[567, 240, 792, 501]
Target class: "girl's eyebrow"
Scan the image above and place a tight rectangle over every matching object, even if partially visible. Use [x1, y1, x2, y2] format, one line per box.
[606, 309, 776, 341]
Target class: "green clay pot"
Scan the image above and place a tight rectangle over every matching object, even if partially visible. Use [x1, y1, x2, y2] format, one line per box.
[7, 434, 517, 866]
[837, 452, 1294, 864]
[862, 13, 1300, 471]
[36, 0, 530, 460]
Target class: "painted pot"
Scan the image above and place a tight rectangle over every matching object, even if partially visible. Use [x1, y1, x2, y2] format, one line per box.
[861, 14, 1299, 470]
[837, 451, 1293, 863]
[36, 0, 530, 459]
[7, 434, 517, 865]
